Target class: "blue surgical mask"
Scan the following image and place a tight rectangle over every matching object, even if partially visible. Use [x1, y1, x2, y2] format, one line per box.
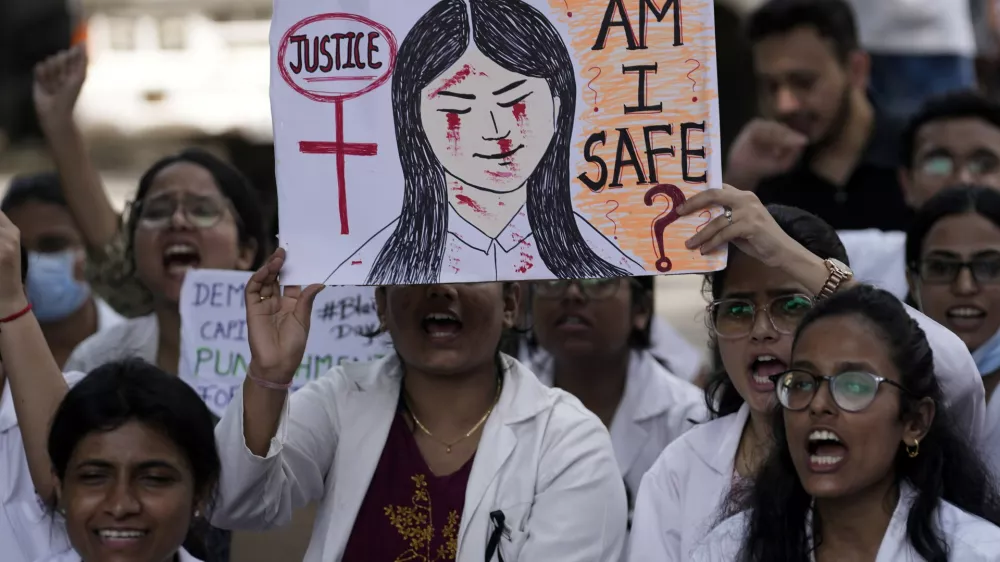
[973, 327, 1000, 377]
[26, 251, 90, 322]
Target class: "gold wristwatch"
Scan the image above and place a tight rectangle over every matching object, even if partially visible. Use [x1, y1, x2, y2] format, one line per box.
[816, 258, 853, 301]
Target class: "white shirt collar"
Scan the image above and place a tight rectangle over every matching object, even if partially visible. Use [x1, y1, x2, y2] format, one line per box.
[0, 380, 17, 434]
[447, 203, 533, 255]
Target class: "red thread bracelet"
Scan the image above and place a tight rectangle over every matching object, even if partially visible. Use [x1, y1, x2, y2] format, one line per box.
[246, 371, 293, 391]
[0, 303, 33, 324]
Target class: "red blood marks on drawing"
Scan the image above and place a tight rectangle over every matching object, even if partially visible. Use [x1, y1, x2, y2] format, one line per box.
[455, 194, 487, 215]
[428, 64, 484, 98]
[486, 137, 517, 181]
[498, 138, 517, 170]
[516, 238, 534, 273]
[446, 112, 462, 154]
[351, 260, 363, 266]
[498, 201, 505, 206]
[512, 102, 527, 134]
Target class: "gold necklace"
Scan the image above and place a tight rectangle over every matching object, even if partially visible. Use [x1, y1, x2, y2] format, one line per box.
[406, 376, 502, 453]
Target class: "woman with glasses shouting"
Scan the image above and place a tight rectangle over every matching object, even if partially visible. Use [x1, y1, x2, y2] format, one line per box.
[627, 185, 984, 562]
[906, 185, 1000, 472]
[693, 285, 1000, 561]
[529, 276, 706, 530]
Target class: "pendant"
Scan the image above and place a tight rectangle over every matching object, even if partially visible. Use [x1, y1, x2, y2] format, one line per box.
[445, 446, 452, 453]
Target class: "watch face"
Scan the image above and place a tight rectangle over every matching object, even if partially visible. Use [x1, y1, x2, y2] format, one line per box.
[828, 258, 854, 277]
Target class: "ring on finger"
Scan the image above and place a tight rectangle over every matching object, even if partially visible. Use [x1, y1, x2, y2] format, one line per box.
[724, 206, 734, 226]
[259, 295, 271, 302]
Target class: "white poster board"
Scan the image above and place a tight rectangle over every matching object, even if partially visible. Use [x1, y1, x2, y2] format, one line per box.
[272, 0, 726, 286]
[179, 269, 393, 416]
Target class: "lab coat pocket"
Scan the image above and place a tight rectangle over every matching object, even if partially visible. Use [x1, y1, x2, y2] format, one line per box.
[486, 501, 532, 561]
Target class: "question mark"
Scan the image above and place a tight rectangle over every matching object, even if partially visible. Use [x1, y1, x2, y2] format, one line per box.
[696, 210, 712, 232]
[561, 0, 572, 17]
[643, 184, 687, 273]
[586, 67, 601, 113]
[605, 200, 620, 239]
[685, 59, 701, 103]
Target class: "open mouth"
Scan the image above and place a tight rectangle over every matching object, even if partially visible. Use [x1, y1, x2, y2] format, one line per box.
[555, 313, 591, 332]
[473, 144, 524, 161]
[95, 528, 149, 546]
[421, 312, 463, 340]
[806, 429, 848, 472]
[748, 354, 785, 390]
[162, 242, 201, 277]
[946, 305, 987, 330]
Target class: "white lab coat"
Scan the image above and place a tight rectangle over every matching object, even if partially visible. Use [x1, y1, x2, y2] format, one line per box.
[533, 350, 708, 504]
[0, 372, 85, 562]
[690, 484, 1000, 561]
[837, 230, 908, 300]
[38, 547, 202, 562]
[627, 304, 987, 562]
[210, 354, 627, 562]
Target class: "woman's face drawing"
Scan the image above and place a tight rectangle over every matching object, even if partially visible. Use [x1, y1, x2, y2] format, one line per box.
[421, 47, 558, 193]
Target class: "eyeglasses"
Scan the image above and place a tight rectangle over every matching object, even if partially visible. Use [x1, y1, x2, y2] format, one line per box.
[916, 254, 1000, 285]
[707, 294, 813, 339]
[534, 278, 629, 300]
[917, 153, 1000, 179]
[133, 194, 236, 230]
[771, 369, 908, 413]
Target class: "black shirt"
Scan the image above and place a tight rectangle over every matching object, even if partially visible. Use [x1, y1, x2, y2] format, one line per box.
[754, 115, 912, 232]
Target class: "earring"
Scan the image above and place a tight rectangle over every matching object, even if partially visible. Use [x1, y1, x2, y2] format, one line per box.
[193, 509, 201, 518]
[906, 439, 920, 458]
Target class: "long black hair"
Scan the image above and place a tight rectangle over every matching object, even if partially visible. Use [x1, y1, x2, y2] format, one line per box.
[906, 184, 1000, 275]
[366, 0, 628, 284]
[731, 285, 1000, 561]
[703, 204, 849, 418]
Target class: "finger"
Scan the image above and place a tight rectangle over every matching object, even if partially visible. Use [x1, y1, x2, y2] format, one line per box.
[245, 250, 284, 306]
[759, 122, 808, 148]
[294, 284, 326, 326]
[685, 214, 731, 250]
[283, 285, 302, 300]
[678, 187, 734, 216]
[0, 209, 15, 230]
[698, 220, 752, 255]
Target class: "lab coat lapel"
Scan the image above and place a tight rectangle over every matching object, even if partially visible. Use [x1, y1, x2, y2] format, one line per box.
[689, 403, 750, 477]
[455, 357, 547, 558]
[611, 354, 655, 481]
[326, 361, 401, 551]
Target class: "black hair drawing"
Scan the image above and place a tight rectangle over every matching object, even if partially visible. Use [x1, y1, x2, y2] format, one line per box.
[363, 0, 631, 284]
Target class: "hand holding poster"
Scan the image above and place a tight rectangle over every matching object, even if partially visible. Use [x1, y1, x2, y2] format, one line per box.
[179, 269, 392, 416]
[272, 0, 726, 285]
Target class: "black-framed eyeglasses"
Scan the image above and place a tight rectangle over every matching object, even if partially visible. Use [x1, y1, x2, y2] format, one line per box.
[915, 254, 1000, 285]
[707, 293, 813, 339]
[917, 152, 1000, 179]
[770, 369, 909, 413]
[132, 193, 239, 230]
[534, 278, 637, 300]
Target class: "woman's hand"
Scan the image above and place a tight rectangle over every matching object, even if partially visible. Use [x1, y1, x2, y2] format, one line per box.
[678, 184, 795, 268]
[0, 211, 28, 316]
[245, 249, 324, 385]
[33, 46, 87, 133]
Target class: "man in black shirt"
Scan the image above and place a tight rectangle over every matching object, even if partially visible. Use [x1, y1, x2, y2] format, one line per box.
[725, 0, 911, 231]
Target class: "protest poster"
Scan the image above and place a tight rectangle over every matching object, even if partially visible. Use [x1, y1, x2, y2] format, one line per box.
[271, 0, 726, 285]
[178, 269, 393, 416]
